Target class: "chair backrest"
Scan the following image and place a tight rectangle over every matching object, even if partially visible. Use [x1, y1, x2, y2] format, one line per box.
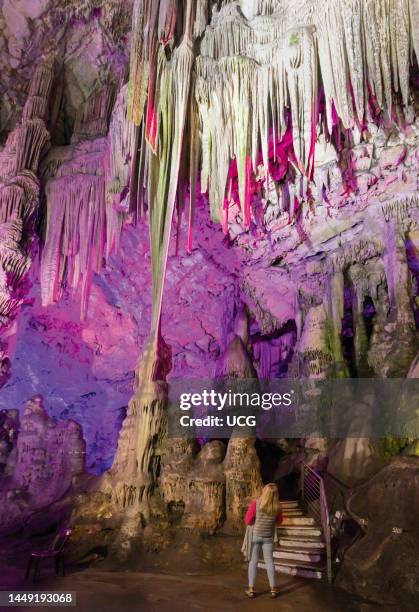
[52, 528, 72, 553]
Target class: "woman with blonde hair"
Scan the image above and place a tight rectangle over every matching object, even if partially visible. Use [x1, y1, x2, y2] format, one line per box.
[244, 482, 283, 598]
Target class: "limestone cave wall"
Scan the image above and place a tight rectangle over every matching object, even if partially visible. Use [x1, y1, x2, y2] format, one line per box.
[0, 0, 418, 606]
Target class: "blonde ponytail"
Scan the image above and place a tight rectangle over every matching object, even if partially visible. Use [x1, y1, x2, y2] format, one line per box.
[259, 483, 280, 516]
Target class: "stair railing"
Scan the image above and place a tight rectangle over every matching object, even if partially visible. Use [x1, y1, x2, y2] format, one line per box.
[300, 462, 333, 583]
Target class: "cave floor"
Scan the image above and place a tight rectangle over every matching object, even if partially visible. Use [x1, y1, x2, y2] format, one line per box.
[0, 565, 405, 612]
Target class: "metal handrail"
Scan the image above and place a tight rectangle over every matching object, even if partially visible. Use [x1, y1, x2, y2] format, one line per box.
[300, 462, 333, 583]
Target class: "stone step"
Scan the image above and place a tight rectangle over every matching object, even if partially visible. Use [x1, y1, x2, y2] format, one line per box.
[273, 558, 326, 571]
[258, 562, 323, 580]
[277, 526, 322, 537]
[278, 538, 326, 550]
[280, 501, 300, 508]
[274, 540, 326, 555]
[273, 550, 322, 563]
[281, 510, 303, 516]
[282, 516, 315, 526]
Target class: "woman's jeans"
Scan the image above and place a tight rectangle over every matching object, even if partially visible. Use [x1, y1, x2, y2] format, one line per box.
[248, 535, 276, 588]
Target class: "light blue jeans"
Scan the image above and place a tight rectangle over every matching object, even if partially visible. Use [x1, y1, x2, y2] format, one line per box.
[248, 535, 276, 589]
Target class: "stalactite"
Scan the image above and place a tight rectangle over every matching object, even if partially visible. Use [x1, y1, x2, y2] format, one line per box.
[105, 85, 136, 257]
[39, 71, 133, 318]
[148, 34, 195, 343]
[0, 173, 39, 232]
[128, 0, 178, 127]
[14, 120, 50, 174]
[381, 195, 419, 223]
[410, 0, 419, 65]
[283, 26, 318, 174]
[0, 220, 31, 325]
[194, 0, 210, 38]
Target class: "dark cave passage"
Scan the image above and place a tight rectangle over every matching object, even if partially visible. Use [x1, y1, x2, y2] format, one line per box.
[249, 319, 297, 379]
[341, 282, 357, 377]
[255, 439, 300, 500]
[362, 296, 376, 341]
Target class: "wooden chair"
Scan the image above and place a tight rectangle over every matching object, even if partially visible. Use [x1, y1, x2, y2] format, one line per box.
[25, 527, 72, 582]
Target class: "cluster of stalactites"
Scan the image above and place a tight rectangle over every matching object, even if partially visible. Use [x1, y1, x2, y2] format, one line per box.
[105, 85, 137, 256]
[40, 75, 124, 318]
[40, 139, 107, 319]
[0, 59, 53, 377]
[196, 0, 418, 226]
[126, 0, 418, 239]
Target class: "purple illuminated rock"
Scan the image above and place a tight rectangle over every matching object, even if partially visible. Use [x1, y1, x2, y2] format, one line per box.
[0, 395, 86, 535]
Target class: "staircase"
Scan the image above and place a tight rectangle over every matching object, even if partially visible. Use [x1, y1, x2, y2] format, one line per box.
[258, 463, 333, 582]
[257, 499, 327, 580]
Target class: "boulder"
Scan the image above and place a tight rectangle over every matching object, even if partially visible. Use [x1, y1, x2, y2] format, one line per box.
[337, 457, 419, 605]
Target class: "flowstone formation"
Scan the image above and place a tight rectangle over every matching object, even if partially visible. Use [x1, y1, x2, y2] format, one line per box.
[0, 0, 417, 605]
[0, 395, 86, 536]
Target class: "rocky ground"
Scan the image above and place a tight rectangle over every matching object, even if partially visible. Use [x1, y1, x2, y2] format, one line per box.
[0, 526, 416, 612]
[0, 563, 401, 612]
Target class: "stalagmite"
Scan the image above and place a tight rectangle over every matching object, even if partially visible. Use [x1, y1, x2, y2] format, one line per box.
[109, 335, 172, 515]
[220, 309, 262, 534]
[326, 270, 348, 377]
[290, 304, 334, 378]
